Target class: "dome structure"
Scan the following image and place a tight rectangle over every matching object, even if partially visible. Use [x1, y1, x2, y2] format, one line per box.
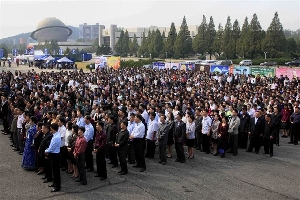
[30, 17, 72, 42]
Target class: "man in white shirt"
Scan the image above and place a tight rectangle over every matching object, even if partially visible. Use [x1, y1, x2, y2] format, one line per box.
[145, 112, 158, 159]
[129, 114, 146, 172]
[58, 117, 67, 171]
[140, 104, 149, 124]
[16, 107, 25, 154]
[127, 113, 136, 164]
[201, 109, 212, 154]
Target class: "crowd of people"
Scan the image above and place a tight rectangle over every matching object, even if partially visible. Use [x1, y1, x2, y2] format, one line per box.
[0, 67, 300, 193]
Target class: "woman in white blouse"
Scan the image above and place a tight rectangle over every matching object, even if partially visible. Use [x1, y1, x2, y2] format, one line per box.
[211, 114, 220, 156]
[186, 114, 196, 159]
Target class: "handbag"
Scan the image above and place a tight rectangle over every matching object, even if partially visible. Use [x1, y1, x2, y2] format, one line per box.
[281, 121, 287, 129]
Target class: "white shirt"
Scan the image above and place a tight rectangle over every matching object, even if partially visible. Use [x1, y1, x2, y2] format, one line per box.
[146, 119, 158, 140]
[127, 121, 136, 134]
[142, 110, 149, 123]
[65, 129, 72, 146]
[202, 116, 212, 135]
[17, 114, 25, 129]
[131, 122, 145, 139]
[58, 125, 66, 147]
[186, 121, 196, 139]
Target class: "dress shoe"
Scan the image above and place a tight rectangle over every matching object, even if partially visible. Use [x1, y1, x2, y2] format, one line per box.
[41, 177, 47, 180]
[43, 180, 52, 183]
[180, 160, 186, 163]
[246, 150, 252, 152]
[111, 165, 118, 168]
[118, 171, 123, 174]
[175, 159, 180, 162]
[51, 188, 60, 192]
[158, 161, 162, 163]
[221, 154, 225, 158]
[255, 152, 259, 154]
[140, 168, 146, 172]
[75, 179, 82, 182]
[161, 162, 166, 165]
[48, 184, 55, 187]
[100, 177, 107, 181]
[132, 165, 141, 168]
[94, 175, 101, 177]
[120, 171, 128, 175]
[37, 171, 44, 175]
[233, 153, 238, 156]
[86, 168, 94, 172]
[81, 182, 87, 185]
[270, 154, 273, 157]
[294, 143, 298, 145]
[213, 153, 218, 156]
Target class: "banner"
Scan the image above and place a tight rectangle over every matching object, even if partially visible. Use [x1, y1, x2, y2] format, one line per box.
[95, 56, 107, 69]
[210, 65, 229, 74]
[12, 49, 18, 56]
[71, 49, 76, 54]
[107, 56, 120, 69]
[165, 62, 179, 70]
[59, 49, 63, 55]
[233, 66, 250, 75]
[180, 63, 195, 71]
[0, 49, 4, 58]
[153, 62, 165, 70]
[44, 48, 48, 55]
[276, 67, 300, 79]
[251, 67, 275, 77]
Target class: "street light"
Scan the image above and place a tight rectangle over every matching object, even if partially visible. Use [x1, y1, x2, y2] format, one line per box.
[165, 52, 167, 59]
[150, 54, 152, 60]
[264, 52, 267, 60]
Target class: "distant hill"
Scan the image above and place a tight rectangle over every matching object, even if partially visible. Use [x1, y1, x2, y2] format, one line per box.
[0, 25, 79, 44]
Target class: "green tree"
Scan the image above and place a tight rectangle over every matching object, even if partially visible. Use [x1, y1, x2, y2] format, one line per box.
[174, 16, 193, 59]
[262, 12, 286, 58]
[249, 13, 264, 59]
[64, 47, 71, 55]
[213, 23, 223, 57]
[114, 30, 125, 55]
[96, 45, 111, 55]
[0, 43, 9, 57]
[232, 19, 241, 59]
[138, 32, 147, 57]
[129, 34, 139, 56]
[147, 30, 156, 57]
[286, 37, 297, 57]
[153, 29, 164, 58]
[165, 22, 177, 58]
[237, 17, 250, 58]
[205, 16, 216, 59]
[123, 30, 130, 56]
[50, 40, 59, 55]
[193, 15, 207, 55]
[221, 16, 234, 59]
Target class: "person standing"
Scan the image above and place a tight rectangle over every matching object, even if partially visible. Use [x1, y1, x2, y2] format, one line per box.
[74, 126, 88, 185]
[271, 106, 282, 146]
[194, 108, 203, 151]
[238, 107, 250, 149]
[218, 117, 229, 158]
[106, 115, 118, 168]
[211, 114, 220, 156]
[45, 123, 61, 193]
[129, 114, 146, 172]
[145, 112, 158, 159]
[115, 121, 129, 175]
[263, 114, 275, 157]
[173, 112, 186, 163]
[289, 106, 300, 145]
[127, 113, 136, 164]
[227, 109, 240, 156]
[58, 117, 67, 171]
[247, 110, 265, 154]
[166, 112, 175, 158]
[84, 115, 95, 172]
[201, 109, 212, 154]
[94, 121, 107, 180]
[186, 114, 196, 159]
[157, 115, 169, 165]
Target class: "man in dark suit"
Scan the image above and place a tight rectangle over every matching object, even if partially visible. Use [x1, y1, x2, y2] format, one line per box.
[106, 115, 118, 168]
[173, 112, 186, 163]
[238, 107, 250, 149]
[39, 123, 53, 183]
[115, 120, 129, 175]
[271, 106, 282, 146]
[1, 94, 9, 135]
[157, 115, 169, 165]
[247, 110, 265, 154]
[263, 114, 275, 157]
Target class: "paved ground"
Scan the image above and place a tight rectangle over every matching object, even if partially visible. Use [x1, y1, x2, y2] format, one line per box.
[1, 127, 300, 200]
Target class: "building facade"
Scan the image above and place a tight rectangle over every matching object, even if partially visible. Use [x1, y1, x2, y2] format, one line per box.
[79, 23, 101, 42]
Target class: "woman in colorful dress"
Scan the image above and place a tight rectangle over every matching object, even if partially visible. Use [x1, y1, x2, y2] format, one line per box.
[21, 116, 38, 170]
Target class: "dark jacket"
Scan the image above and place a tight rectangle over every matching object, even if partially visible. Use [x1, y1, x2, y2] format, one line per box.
[238, 113, 250, 133]
[116, 129, 129, 149]
[157, 122, 169, 145]
[38, 132, 53, 158]
[106, 123, 117, 146]
[263, 121, 275, 138]
[271, 112, 282, 129]
[248, 117, 265, 136]
[173, 120, 186, 142]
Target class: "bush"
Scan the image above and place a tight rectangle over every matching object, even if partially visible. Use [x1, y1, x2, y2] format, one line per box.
[86, 63, 95, 69]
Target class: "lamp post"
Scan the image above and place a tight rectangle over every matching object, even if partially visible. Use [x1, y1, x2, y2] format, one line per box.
[264, 52, 267, 60]
[150, 54, 151, 60]
[165, 52, 167, 59]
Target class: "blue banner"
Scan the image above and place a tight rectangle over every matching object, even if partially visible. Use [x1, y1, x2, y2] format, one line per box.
[210, 65, 229, 74]
[0, 49, 3, 58]
[153, 62, 165, 70]
[44, 48, 48, 55]
[180, 63, 195, 71]
[12, 49, 18, 56]
[59, 49, 63, 55]
[72, 49, 76, 54]
[233, 66, 250, 75]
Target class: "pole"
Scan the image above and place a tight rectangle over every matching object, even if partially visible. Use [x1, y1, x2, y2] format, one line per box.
[264, 52, 267, 60]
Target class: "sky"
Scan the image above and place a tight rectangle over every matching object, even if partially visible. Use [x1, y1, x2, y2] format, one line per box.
[0, 0, 299, 39]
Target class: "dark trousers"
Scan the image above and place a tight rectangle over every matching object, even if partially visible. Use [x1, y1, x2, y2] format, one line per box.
[133, 138, 146, 169]
[263, 138, 273, 155]
[290, 124, 295, 143]
[44, 157, 53, 181]
[238, 131, 248, 149]
[77, 153, 87, 184]
[292, 123, 299, 144]
[127, 142, 135, 164]
[174, 141, 185, 162]
[229, 134, 238, 154]
[159, 145, 167, 163]
[248, 135, 262, 153]
[118, 147, 128, 173]
[2, 117, 9, 133]
[17, 129, 24, 153]
[13, 129, 19, 150]
[60, 146, 68, 169]
[108, 146, 118, 166]
[274, 129, 280, 145]
[202, 134, 210, 153]
[96, 148, 107, 178]
[145, 139, 156, 158]
[196, 132, 203, 149]
[85, 141, 94, 170]
[50, 153, 61, 189]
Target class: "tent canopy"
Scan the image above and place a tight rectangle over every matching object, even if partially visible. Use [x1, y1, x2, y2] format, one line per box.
[46, 56, 55, 61]
[57, 57, 73, 63]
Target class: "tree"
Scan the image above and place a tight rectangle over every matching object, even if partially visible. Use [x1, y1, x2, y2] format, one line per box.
[129, 34, 139, 56]
[262, 12, 286, 58]
[286, 37, 298, 57]
[114, 30, 125, 55]
[64, 47, 71, 55]
[50, 40, 59, 55]
[213, 23, 223, 57]
[232, 19, 241, 59]
[147, 29, 156, 57]
[123, 30, 130, 56]
[221, 16, 234, 59]
[138, 32, 147, 57]
[193, 15, 207, 55]
[205, 16, 216, 59]
[174, 16, 193, 59]
[96, 45, 111, 56]
[248, 13, 264, 59]
[153, 29, 164, 58]
[165, 22, 177, 58]
[237, 17, 250, 58]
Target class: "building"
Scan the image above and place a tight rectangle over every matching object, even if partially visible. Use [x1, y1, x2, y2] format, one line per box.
[98, 24, 198, 52]
[79, 23, 102, 42]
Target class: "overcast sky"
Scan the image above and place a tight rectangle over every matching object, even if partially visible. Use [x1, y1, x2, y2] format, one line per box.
[0, 0, 299, 39]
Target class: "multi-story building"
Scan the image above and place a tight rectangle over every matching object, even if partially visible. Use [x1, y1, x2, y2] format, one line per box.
[79, 23, 102, 42]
